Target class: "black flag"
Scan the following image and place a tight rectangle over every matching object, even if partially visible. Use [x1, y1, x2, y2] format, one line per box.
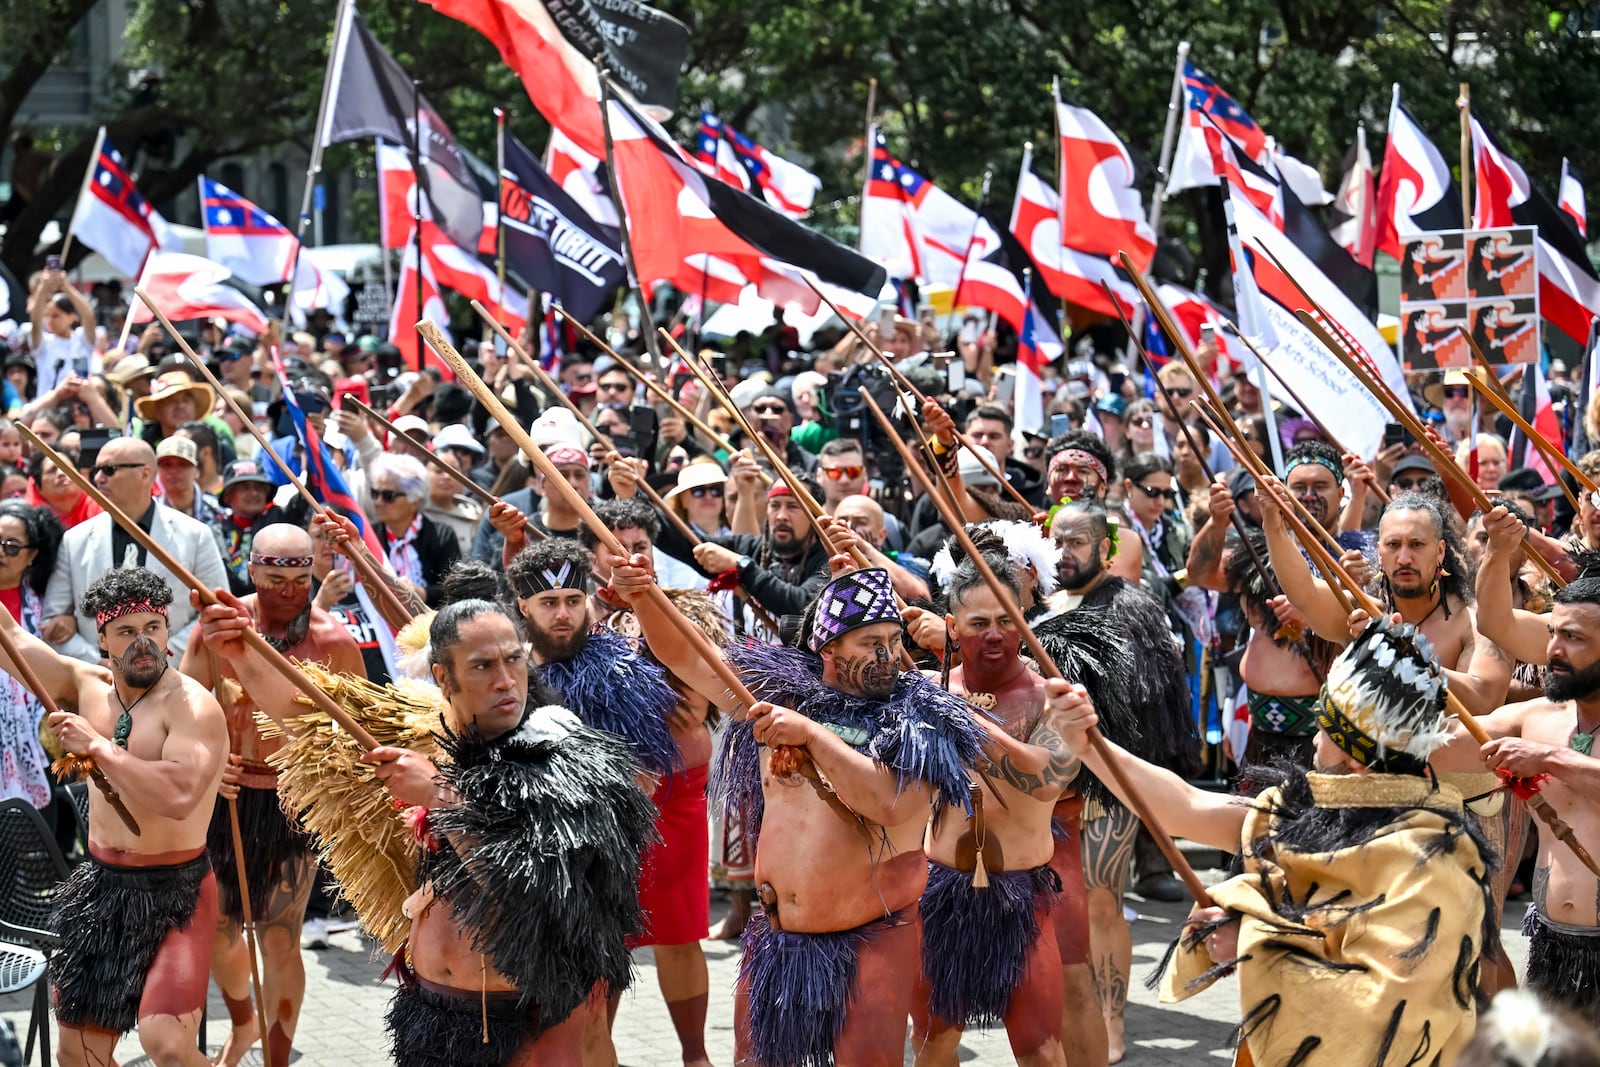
[540, 0, 688, 115]
[317, 4, 486, 253]
[501, 134, 626, 324]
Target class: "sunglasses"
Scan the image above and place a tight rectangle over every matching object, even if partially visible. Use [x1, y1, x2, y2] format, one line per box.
[371, 489, 408, 503]
[1166, 386, 1195, 398]
[1133, 482, 1178, 501]
[821, 466, 863, 480]
[751, 404, 788, 417]
[1393, 477, 1429, 491]
[597, 381, 631, 394]
[91, 462, 146, 479]
[0, 539, 32, 557]
[1129, 416, 1153, 428]
[689, 485, 725, 499]
[1442, 386, 1470, 399]
[1023, 447, 1045, 460]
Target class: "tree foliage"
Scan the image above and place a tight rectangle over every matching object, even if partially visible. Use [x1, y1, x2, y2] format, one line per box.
[0, 0, 1592, 294]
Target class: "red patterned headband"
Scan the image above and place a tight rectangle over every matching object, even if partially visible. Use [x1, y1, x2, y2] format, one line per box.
[95, 599, 170, 629]
[250, 553, 314, 568]
[1049, 448, 1108, 482]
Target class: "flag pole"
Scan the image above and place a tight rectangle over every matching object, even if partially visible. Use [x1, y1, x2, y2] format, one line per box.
[1147, 40, 1190, 235]
[59, 125, 106, 265]
[410, 77, 426, 370]
[949, 168, 993, 320]
[375, 143, 395, 328]
[280, 0, 351, 334]
[857, 80, 876, 252]
[1458, 82, 1473, 226]
[594, 67, 665, 372]
[494, 107, 508, 319]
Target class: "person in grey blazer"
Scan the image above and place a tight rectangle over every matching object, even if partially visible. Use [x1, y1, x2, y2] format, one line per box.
[40, 438, 230, 664]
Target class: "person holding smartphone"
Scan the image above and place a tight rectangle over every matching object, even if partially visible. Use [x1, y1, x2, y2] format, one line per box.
[28, 266, 99, 399]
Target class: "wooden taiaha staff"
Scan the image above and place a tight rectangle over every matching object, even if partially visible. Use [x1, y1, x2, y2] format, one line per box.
[1459, 330, 1594, 501]
[17, 426, 384, 752]
[206, 646, 272, 1061]
[1293, 310, 1568, 590]
[342, 395, 546, 543]
[660, 330, 846, 559]
[0, 605, 140, 834]
[1098, 280, 1283, 597]
[1237, 425, 1600, 880]
[801, 279, 1038, 515]
[548, 305, 744, 458]
[859, 389, 1214, 906]
[415, 321, 772, 727]
[1218, 323, 1391, 507]
[132, 288, 416, 626]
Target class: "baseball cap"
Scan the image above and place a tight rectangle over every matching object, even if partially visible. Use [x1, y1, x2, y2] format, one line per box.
[432, 423, 485, 457]
[1391, 454, 1435, 479]
[391, 414, 430, 440]
[957, 444, 1001, 488]
[155, 436, 198, 466]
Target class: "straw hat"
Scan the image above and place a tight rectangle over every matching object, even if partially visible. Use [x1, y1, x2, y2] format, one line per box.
[664, 460, 728, 500]
[134, 371, 215, 422]
[1422, 369, 1472, 410]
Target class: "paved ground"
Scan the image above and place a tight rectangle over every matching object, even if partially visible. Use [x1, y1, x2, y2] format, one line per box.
[0, 874, 1534, 1066]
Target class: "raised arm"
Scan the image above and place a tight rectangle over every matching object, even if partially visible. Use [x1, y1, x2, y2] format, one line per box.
[1049, 678, 1247, 853]
[606, 549, 737, 711]
[1474, 506, 1552, 665]
[1185, 480, 1234, 592]
[1258, 477, 1353, 644]
[0, 594, 100, 707]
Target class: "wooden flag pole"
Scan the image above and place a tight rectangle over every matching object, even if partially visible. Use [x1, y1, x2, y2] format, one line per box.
[594, 68, 665, 371]
[1460, 331, 1594, 500]
[132, 287, 416, 626]
[861, 388, 1213, 907]
[548, 305, 746, 457]
[17, 426, 383, 751]
[1458, 83, 1474, 229]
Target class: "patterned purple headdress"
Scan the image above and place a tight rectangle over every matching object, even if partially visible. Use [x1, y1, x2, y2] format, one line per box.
[808, 568, 900, 652]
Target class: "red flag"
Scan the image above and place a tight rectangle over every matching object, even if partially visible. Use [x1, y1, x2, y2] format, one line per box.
[1009, 152, 1133, 317]
[128, 253, 270, 336]
[1374, 85, 1462, 260]
[1054, 92, 1156, 270]
[1560, 158, 1587, 238]
[390, 228, 455, 377]
[1329, 125, 1379, 268]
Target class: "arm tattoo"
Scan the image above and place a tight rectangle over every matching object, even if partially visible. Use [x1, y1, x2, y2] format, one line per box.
[984, 716, 1082, 796]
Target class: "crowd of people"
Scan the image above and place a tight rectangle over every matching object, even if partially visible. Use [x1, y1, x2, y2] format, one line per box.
[0, 259, 1597, 1067]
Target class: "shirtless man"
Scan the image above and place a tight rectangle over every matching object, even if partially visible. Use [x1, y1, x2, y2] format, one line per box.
[198, 595, 653, 1065]
[911, 559, 1075, 1067]
[608, 559, 978, 1066]
[0, 568, 227, 1067]
[1445, 574, 1600, 1026]
[180, 524, 366, 1067]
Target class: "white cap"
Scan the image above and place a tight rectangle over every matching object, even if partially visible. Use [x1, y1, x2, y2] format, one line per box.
[528, 407, 586, 450]
[391, 414, 430, 440]
[957, 444, 1001, 488]
[431, 423, 485, 456]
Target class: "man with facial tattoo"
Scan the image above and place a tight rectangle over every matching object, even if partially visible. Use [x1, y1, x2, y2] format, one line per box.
[606, 557, 980, 1067]
[503, 537, 712, 1065]
[180, 524, 366, 1067]
[910, 558, 1084, 1067]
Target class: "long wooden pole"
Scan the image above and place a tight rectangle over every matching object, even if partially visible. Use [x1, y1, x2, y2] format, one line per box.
[415, 321, 766, 722]
[343, 396, 546, 542]
[802, 279, 1037, 514]
[1238, 425, 1599, 880]
[1458, 83, 1474, 228]
[0, 604, 139, 834]
[132, 288, 415, 626]
[17, 426, 382, 751]
[1294, 310, 1567, 589]
[547, 304, 745, 457]
[861, 390, 1212, 906]
[1460, 331, 1594, 497]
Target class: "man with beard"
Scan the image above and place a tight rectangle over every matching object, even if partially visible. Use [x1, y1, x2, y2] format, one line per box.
[0, 567, 228, 1067]
[694, 481, 830, 618]
[197, 595, 655, 1065]
[1058, 617, 1494, 1066]
[608, 559, 979, 1067]
[180, 524, 366, 1067]
[1039, 501, 1198, 1063]
[910, 558, 1088, 1067]
[1456, 576, 1600, 1027]
[504, 537, 712, 1065]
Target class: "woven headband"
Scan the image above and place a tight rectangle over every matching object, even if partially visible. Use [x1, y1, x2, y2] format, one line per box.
[95, 598, 170, 630]
[250, 553, 314, 568]
[1049, 449, 1108, 482]
[1286, 454, 1343, 483]
[513, 560, 590, 598]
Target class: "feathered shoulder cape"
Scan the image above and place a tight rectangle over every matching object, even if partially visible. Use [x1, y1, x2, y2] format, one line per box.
[426, 706, 657, 1021]
[714, 643, 980, 851]
[536, 627, 682, 777]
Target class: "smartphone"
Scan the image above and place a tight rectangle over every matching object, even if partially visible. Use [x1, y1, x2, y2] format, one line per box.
[710, 353, 729, 378]
[627, 405, 659, 469]
[1200, 323, 1216, 342]
[77, 428, 122, 471]
[333, 376, 370, 412]
[992, 368, 1015, 406]
[1050, 412, 1072, 439]
[918, 303, 937, 328]
[45, 254, 60, 272]
[959, 321, 979, 345]
[877, 307, 897, 336]
[948, 360, 966, 392]
[1383, 422, 1407, 449]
